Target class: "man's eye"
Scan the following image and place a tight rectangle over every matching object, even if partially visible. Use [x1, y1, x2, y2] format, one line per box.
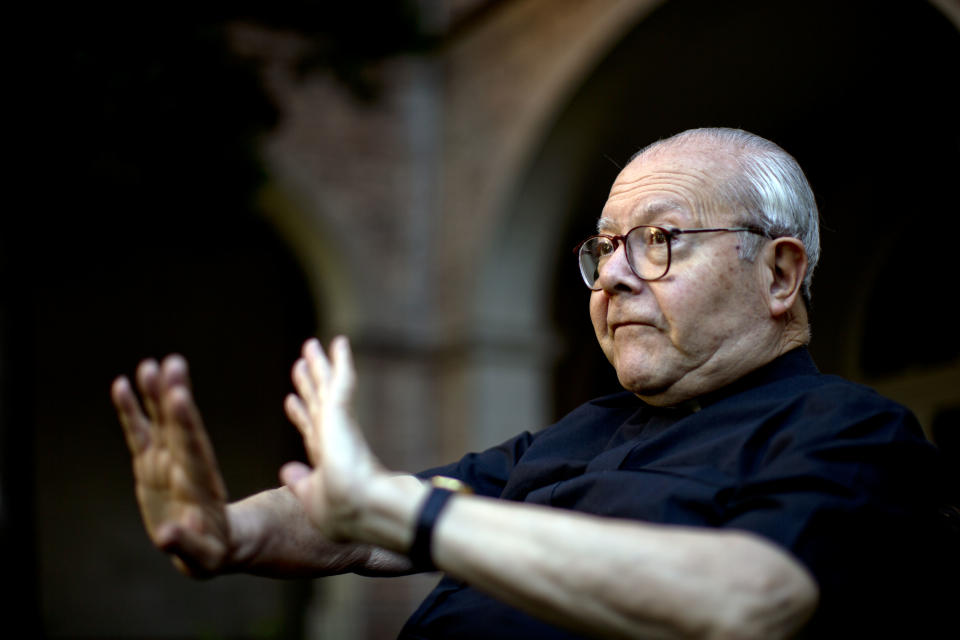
[596, 239, 615, 255]
[648, 229, 669, 245]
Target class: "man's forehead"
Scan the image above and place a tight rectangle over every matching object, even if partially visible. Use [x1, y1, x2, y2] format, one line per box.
[600, 145, 736, 228]
[620, 143, 733, 181]
[597, 199, 687, 232]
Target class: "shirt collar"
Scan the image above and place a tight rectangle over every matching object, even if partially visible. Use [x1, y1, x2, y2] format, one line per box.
[694, 347, 818, 409]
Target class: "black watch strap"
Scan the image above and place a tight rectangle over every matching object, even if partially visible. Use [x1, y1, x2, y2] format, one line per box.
[408, 487, 455, 570]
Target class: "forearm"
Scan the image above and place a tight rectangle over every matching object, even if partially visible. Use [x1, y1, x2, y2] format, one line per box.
[226, 487, 414, 578]
[355, 478, 818, 639]
[437, 499, 817, 639]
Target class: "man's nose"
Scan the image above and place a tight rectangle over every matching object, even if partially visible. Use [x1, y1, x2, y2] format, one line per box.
[595, 243, 643, 293]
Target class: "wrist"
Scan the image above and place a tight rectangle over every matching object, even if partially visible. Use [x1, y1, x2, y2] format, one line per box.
[408, 476, 473, 570]
[223, 493, 272, 573]
[352, 473, 430, 552]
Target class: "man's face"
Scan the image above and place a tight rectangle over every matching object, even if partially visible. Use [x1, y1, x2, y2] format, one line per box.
[589, 145, 771, 405]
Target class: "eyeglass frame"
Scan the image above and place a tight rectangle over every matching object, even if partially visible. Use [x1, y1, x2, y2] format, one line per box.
[574, 225, 772, 290]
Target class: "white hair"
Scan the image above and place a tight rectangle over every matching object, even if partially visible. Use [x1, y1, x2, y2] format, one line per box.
[632, 128, 820, 302]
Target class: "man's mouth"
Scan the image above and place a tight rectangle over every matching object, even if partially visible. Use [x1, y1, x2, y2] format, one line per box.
[611, 320, 658, 333]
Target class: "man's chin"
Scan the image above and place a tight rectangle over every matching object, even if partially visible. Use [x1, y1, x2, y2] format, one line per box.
[616, 372, 672, 402]
[615, 365, 704, 407]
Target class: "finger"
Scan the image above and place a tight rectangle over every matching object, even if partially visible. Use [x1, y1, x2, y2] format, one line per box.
[284, 393, 312, 439]
[158, 354, 196, 451]
[164, 386, 228, 500]
[155, 523, 228, 578]
[328, 336, 357, 405]
[284, 393, 321, 463]
[279, 460, 312, 488]
[319, 337, 381, 476]
[292, 358, 322, 426]
[303, 338, 332, 398]
[320, 337, 360, 451]
[160, 354, 192, 390]
[292, 357, 316, 399]
[112, 376, 152, 455]
[136, 358, 163, 426]
[280, 462, 329, 532]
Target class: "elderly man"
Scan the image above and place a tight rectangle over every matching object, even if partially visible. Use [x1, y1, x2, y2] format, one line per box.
[113, 128, 954, 638]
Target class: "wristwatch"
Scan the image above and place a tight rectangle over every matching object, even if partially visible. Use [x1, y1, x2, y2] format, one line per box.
[408, 476, 473, 570]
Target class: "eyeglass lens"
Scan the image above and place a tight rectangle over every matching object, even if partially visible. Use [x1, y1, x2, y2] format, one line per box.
[578, 226, 671, 288]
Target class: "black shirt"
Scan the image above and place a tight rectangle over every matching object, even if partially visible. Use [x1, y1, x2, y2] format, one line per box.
[401, 349, 957, 638]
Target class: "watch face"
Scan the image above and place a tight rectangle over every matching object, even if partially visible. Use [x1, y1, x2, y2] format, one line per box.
[430, 476, 473, 494]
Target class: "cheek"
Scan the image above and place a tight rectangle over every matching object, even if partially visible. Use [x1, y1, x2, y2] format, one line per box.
[659, 269, 732, 344]
[589, 294, 614, 359]
[664, 263, 760, 347]
[589, 293, 606, 334]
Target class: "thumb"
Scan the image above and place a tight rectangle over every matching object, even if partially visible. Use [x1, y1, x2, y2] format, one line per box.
[280, 462, 331, 535]
[280, 461, 312, 488]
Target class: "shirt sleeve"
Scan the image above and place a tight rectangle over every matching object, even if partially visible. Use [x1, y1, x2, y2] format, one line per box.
[415, 431, 536, 498]
[716, 389, 956, 636]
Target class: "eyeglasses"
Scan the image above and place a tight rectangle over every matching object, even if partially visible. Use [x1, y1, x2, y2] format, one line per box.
[575, 225, 769, 290]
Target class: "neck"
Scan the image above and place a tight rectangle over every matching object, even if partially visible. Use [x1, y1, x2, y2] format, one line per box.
[638, 310, 811, 408]
[778, 300, 810, 354]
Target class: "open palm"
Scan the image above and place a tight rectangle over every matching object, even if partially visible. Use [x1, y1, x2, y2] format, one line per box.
[280, 337, 385, 543]
[112, 355, 230, 577]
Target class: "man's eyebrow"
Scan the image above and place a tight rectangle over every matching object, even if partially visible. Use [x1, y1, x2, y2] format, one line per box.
[597, 200, 687, 233]
[597, 217, 616, 233]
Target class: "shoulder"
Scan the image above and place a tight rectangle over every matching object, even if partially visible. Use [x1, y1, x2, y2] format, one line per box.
[754, 372, 922, 444]
[685, 355, 940, 489]
[706, 349, 926, 445]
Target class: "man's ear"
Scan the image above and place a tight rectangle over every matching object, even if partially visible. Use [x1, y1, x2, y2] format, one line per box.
[761, 237, 807, 318]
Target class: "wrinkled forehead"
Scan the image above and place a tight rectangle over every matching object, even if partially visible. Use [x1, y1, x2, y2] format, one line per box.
[597, 198, 693, 233]
[600, 145, 738, 230]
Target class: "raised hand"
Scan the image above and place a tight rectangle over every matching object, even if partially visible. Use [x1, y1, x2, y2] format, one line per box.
[280, 337, 389, 543]
[112, 355, 231, 577]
